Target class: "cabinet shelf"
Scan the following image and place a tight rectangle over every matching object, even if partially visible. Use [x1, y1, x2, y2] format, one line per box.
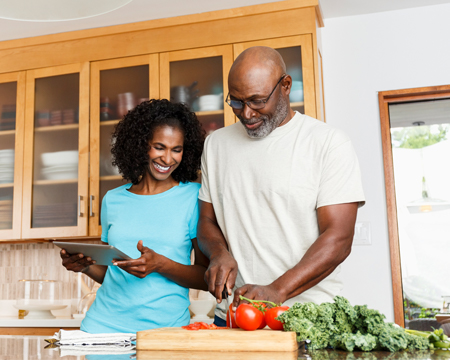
[291, 101, 305, 107]
[196, 110, 224, 116]
[100, 175, 122, 181]
[100, 119, 120, 126]
[34, 124, 79, 132]
[0, 182, 13, 188]
[33, 178, 78, 186]
[0, 130, 15, 136]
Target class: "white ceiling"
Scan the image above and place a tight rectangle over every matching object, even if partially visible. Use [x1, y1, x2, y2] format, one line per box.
[1, 0, 450, 42]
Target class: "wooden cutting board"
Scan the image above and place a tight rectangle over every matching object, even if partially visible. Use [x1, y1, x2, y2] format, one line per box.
[136, 327, 298, 352]
[136, 350, 299, 360]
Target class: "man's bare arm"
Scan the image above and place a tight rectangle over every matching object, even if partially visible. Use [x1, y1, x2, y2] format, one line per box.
[197, 200, 238, 302]
[234, 202, 358, 305]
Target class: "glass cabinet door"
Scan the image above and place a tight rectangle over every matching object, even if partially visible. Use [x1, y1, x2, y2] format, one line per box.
[89, 55, 157, 236]
[233, 35, 315, 119]
[22, 63, 89, 239]
[0, 72, 25, 241]
[160, 45, 234, 136]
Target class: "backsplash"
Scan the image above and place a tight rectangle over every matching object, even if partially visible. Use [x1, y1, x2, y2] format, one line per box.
[0, 242, 95, 301]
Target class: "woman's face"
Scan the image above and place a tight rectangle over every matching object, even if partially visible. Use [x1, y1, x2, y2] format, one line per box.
[146, 125, 184, 182]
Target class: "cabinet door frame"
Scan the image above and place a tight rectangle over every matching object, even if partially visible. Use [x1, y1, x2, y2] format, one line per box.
[160, 45, 235, 128]
[0, 71, 26, 241]
[22, 63, 90, 239]
[233, 35, 316, 119]
[89, 54, 158, 237]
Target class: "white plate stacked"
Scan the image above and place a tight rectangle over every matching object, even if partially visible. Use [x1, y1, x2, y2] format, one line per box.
[199, 94, 223, 112]
[40, 150, 78, 180]
[0, 149, 14, 184]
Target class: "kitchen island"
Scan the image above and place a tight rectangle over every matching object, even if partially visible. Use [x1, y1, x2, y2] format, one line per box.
[2, 335, 449, 360]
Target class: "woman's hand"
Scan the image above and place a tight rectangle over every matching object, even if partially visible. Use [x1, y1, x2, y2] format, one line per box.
[113, 240, 163, 278]
[60, 249, 96, 273]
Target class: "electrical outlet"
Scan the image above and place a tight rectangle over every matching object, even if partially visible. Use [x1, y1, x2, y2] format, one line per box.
[353, 221, 371, 245]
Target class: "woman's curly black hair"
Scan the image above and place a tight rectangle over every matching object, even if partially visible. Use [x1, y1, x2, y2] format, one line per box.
[111, 99, 205, 184]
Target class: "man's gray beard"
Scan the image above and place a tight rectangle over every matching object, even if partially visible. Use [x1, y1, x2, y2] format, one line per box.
[239, 95, 289, 139]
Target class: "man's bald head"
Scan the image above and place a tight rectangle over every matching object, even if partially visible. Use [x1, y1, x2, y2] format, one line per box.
[229, 46, 286, 83]
[227, 46, 293, 138]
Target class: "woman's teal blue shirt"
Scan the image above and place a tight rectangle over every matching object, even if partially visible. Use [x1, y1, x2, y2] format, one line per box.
[81, 182, 200, 333]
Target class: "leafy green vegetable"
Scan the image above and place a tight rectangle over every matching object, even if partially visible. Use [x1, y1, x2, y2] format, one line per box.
[277, 295, 433, 352]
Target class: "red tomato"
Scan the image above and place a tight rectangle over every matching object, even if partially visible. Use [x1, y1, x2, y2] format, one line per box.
[235, 303, 264, 331]
[258, 314, 266, 329]
[226, 304, 239, 328]
[264, 306, 289, 330]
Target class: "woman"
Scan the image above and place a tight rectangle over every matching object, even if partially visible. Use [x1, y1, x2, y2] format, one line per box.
[60, 99, 208, 333]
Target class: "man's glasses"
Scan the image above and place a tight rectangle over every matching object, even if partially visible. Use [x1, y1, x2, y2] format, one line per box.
[226, 74, 286, 110]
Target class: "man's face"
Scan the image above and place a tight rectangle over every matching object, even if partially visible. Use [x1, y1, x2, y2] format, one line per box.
[228, 69, 290, 139]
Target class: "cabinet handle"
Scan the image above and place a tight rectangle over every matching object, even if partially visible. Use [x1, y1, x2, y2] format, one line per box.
[78, 195, 83, 217]
[90, 195, 94, 217]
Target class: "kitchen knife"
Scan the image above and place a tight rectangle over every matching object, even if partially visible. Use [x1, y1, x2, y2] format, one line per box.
[222, 287, 232, 329]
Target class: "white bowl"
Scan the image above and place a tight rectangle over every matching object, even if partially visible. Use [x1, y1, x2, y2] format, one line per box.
[189, 299, 216, 320]
[199, 94, 223, 111]
[41, 150, 78, 167]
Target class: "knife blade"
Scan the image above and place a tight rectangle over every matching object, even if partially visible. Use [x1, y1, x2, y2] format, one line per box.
[222, 287, 232, 329]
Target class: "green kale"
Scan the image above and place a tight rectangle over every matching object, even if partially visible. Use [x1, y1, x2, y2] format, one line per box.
[334, 296, 358, 324]
[376, 323, 409, 352]
[334, 331, 377, 352]
[279, 296, 431, 353]
[353, 304, 386, 335]
[405, 333, 431, 350]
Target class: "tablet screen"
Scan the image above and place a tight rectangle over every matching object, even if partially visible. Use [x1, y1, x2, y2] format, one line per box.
[54, 241, 133, 266]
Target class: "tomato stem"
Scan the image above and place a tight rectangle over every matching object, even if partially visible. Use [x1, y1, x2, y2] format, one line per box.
[239, 295, 278, 307]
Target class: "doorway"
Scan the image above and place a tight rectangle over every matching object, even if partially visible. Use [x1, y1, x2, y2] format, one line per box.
[379, 86, 450, 327]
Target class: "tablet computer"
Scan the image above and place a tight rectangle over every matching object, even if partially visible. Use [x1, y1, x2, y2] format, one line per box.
[53, 241, 133, 266]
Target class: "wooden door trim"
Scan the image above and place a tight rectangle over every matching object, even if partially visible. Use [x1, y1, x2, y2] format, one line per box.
[378, 84, 450, 327]
[0, 71, 25, 241]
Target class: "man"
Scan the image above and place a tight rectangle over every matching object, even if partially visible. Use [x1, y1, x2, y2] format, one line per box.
[197, 46, 365, 326]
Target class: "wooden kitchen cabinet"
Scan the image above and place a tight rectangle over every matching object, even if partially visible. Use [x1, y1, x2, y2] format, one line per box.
[21, 63, 90, 239]
[0, 0, 324, 241]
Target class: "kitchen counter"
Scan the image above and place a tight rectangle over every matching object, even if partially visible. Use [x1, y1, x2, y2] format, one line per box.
[2, 335, 449, 360]
[0, 316, 213, 335]
[0, 316, 83, 328]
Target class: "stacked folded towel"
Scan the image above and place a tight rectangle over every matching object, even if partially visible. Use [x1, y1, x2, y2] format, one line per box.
[51, 329, 136, 356]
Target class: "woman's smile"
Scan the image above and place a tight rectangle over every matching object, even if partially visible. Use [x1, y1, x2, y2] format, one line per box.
[152, 161, 172, 173]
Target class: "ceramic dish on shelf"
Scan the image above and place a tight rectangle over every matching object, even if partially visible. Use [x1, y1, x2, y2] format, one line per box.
[14, 279, 67, 319]
[41, 150, 78, 167]
[198, 94, 223, 112]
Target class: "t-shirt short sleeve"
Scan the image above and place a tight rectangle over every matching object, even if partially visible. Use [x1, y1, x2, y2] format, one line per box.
[198, 137, 212, 203]
[189, 198, 200, 239]
[317, 130, 365, 208]
[100, 195, 109, 243]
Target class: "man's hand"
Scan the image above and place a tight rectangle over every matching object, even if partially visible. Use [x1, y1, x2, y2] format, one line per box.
[233, 284, 286, 308]
[205, 250, 238, 303]
[113, 240, 162, 278]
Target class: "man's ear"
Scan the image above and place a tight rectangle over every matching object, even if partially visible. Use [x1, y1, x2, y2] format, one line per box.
[282, 74, 292, 95]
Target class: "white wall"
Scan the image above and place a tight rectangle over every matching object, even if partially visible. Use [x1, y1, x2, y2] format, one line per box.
[320, 3, 450, 322]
